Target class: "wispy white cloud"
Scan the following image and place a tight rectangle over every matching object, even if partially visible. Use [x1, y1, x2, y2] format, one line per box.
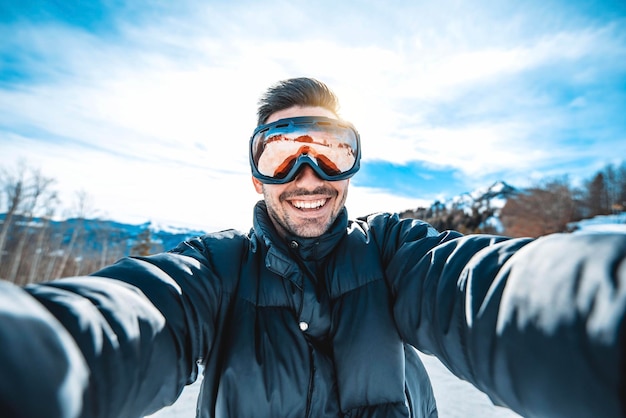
[355, 19, 626, 182]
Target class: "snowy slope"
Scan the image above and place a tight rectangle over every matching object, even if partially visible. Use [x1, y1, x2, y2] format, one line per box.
[569, 212, 626, 233]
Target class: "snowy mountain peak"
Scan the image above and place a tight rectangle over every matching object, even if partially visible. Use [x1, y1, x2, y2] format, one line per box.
[400, 180, 519, 234]
[435, 181, 518, 213]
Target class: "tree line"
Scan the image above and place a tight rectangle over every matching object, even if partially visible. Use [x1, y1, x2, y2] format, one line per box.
[0, 162, 160, 285]
[500, 163, 626, 237]
[400, 161, 626, 237]
[1, 161, 625, 285]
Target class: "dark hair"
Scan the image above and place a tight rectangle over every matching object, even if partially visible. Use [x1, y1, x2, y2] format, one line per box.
[256, 77, 340, 125]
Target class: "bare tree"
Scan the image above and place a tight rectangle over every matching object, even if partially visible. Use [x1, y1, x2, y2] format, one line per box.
[601, 162, 626, 213]
[26, 206, 56, 284]
[0, 162, 28, 269]
[0, 163, 58, 283]
[584, 172, 610, 217]
[501, 177, 581, 238]
[52, 190, 93, 279]
[10, 170, 58, 285]
[617, 162, 626, 212]
[41, 227, 66, 282]
[581, 162, 626, 216]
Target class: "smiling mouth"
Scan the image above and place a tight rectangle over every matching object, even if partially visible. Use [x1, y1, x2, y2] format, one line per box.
[290, 198, 328, 210]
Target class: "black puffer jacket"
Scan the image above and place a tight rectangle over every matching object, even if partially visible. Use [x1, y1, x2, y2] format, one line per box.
[1, 201, 625, 417]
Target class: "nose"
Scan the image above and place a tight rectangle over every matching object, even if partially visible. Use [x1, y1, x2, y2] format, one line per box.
[294, 165, 324, 188]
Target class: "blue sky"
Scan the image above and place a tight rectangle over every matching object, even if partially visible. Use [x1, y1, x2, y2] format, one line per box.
[1, 0, 625, 232]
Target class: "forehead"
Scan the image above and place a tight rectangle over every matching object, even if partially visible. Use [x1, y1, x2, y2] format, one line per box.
[266, 106, 338, 124]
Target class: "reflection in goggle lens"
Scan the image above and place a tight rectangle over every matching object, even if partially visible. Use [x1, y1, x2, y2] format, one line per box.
[250, 116, 361, 184]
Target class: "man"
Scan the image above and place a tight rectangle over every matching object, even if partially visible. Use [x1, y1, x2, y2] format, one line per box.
[0, 77, 625, 418]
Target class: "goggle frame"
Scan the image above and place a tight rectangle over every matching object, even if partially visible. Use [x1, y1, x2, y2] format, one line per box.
[249, 116, 361, 184]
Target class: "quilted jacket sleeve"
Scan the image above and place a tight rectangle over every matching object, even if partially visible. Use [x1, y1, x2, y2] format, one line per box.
[0, 235, 230, 418]
[379, 215, 626, 418]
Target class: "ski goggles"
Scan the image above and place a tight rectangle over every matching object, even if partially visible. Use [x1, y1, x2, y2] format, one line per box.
[249, 116, 361, 184]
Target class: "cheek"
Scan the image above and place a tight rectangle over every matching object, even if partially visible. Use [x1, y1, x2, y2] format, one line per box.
[260, 184, 285, 203]
[336, 180, 350, 198]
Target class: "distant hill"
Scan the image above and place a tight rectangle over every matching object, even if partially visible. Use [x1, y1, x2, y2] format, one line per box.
[399, 181, 519, 234]
[0, 214, 209, 256]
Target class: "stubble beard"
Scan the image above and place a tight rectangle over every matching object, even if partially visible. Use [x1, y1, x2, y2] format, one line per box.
[264, 186, 347, 238]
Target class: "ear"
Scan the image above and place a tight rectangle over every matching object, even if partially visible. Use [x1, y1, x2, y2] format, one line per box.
[251, 176, 264, 194]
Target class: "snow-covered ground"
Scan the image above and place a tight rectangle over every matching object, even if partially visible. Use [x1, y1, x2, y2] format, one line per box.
[569, 212, 626, 233]
[147, 352, 519, 418]
[418, 353, 520, 417]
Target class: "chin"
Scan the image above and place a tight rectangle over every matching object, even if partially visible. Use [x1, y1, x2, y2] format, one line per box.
[290, 222, 330, 238]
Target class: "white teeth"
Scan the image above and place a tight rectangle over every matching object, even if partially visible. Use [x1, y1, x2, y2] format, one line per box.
[292, 199, 326, 209]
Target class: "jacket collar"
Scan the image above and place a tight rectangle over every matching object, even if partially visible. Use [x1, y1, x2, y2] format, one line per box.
[253, 200, 348, 263]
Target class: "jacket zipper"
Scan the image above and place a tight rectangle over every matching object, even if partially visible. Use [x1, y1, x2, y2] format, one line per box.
[304, 341, 315, 418]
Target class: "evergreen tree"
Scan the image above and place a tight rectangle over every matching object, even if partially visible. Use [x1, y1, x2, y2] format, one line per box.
[131, 228, 154, 257]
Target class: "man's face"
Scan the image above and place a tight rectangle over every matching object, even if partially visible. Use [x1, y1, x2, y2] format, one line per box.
[252, 106, 350, 238]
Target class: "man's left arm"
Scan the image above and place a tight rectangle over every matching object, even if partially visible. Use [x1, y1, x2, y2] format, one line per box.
[387, 229, 625, 418]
